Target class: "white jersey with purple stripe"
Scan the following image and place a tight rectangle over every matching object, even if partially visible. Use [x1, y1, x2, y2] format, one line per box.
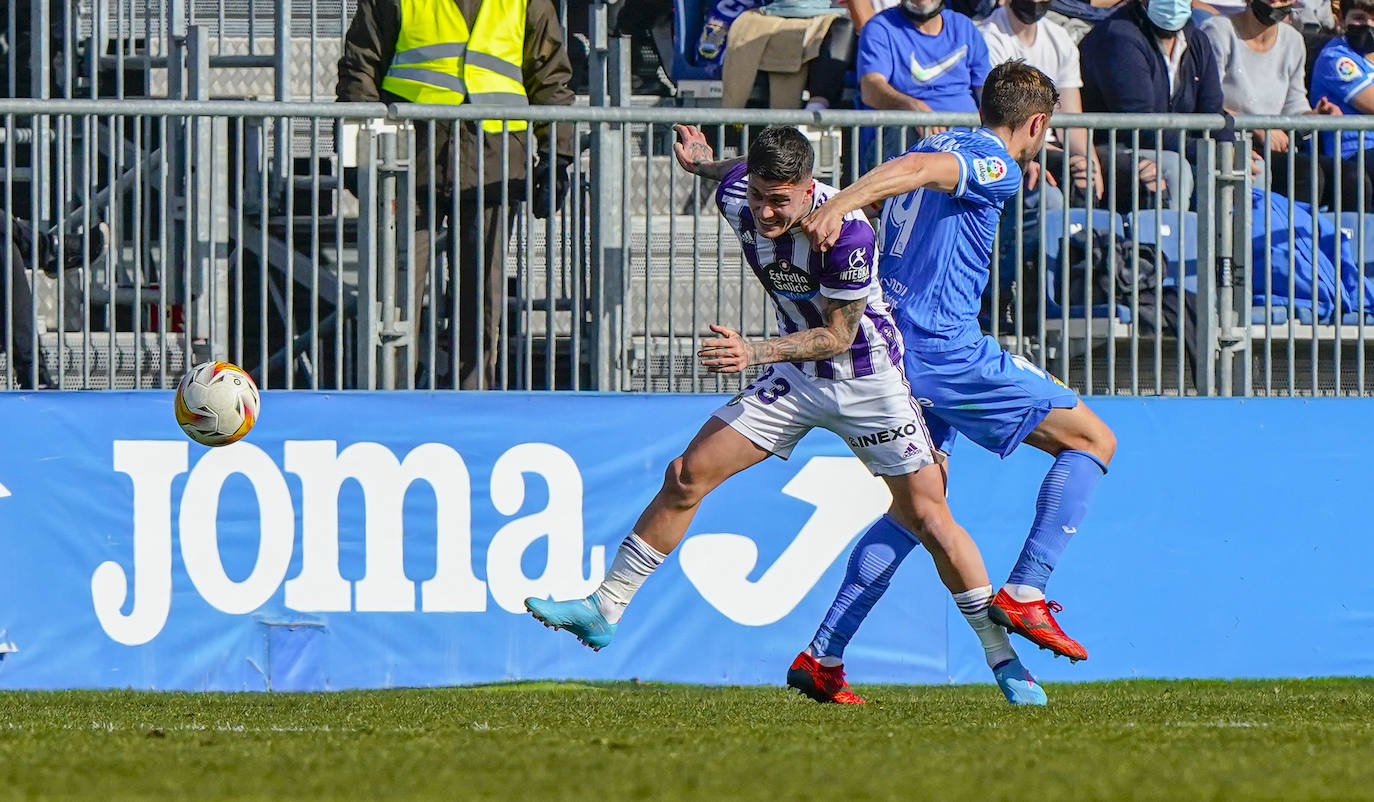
[714, 163, 903, 380]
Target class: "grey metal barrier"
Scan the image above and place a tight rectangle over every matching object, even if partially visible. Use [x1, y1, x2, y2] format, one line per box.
[6, 98, 1374, 396]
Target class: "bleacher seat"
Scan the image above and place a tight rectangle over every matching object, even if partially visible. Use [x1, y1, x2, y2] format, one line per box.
[1040, 209, 1132, 323]
[1129, 210, 1198, 292]
[673, 0, 717, 83]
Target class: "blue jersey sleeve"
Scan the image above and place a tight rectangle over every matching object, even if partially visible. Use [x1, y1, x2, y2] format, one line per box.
[965, 19, 992, 103]
[857, 15, 896, 81]
[950, 147, 1021, 208]
[1314, 42, 1374, 105]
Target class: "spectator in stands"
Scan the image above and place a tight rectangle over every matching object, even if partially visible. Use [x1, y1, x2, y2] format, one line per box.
[1079, 0, 1225, 213]
[978, 0, 1104, 201]
[847, 0, 902, 29]
[1202, 0, 1354, 207]
[338, 0, 575, 389]
[1310, 0, 1374, 195]
[856, 0, 991, 166]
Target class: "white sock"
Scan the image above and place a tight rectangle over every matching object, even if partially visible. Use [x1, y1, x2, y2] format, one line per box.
[808, 649, 843, 668]
[953, 585, 1016, 668]
[592, 532, 667, 625]
[1003, 583, 1046, 603]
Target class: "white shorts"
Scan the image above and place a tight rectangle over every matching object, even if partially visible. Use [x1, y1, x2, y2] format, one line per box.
[712, 361, 935, 476]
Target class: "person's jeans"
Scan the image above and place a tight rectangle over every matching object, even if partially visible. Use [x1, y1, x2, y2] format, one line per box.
[1096, 144, 1192, 214]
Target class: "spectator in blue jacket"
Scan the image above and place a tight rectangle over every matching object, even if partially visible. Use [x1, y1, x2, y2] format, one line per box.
[856, 0, 991, 167]
[1079, 0, 1226, 213]
[1311, 0, 1374, 194]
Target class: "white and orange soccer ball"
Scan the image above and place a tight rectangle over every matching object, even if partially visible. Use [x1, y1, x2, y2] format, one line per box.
[174, 361, 261, 446]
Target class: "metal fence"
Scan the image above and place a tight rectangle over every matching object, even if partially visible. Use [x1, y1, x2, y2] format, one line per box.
[5, 97, 1374, 395]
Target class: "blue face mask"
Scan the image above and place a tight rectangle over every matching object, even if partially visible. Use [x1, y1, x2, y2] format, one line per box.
[1145, 0, 1191, 32]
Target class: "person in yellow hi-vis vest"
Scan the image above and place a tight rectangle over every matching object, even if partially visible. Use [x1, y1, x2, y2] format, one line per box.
[338, 0, 574, 389]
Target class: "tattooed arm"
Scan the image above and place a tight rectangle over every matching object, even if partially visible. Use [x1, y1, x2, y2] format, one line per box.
[672, 123, 746, 181]
[697, 296, 867, 374]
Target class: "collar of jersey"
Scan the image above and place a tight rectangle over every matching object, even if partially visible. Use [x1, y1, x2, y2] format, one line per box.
[975, 126, 1011, 151]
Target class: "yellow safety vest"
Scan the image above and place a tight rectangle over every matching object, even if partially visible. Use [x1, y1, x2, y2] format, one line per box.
[381, 0, 529, 132]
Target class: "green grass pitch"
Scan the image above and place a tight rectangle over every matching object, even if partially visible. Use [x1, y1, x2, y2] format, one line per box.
[1, 679, 1371, 800]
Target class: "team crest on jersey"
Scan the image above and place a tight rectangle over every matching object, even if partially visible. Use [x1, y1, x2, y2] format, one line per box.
[761, 259, 819, 300]
[1338, 56, 1361, 81]
[837, 247, 871, 283]
[973, 157, 1008, 184]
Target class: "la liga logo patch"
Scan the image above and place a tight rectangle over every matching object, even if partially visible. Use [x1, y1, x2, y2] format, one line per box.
[973, 157, 1008, 184]
[1338, 56, 1360, 81]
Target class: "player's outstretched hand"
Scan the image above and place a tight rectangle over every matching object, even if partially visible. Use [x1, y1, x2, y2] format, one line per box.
[698, 324, 751, 373]
[673, 124, 714, 175]
[800, 204, 843, 251]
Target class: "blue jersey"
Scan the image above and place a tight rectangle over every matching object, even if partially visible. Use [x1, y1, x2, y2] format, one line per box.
[878, 128, 1022, 351]
[1310, 37, 1374, 160]
[856, 9, 990, 114]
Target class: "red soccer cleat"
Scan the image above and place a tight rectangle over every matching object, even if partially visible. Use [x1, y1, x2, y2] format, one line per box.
[786, 652, 866, 704]
[989, 589, 1089, 662]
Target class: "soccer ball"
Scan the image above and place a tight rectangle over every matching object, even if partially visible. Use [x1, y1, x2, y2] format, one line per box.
[174, 361, 261, 447]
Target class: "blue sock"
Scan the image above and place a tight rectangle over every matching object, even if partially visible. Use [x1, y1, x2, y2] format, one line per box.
[1006, 449, 1107, 591]
[808, 514, 919, 660]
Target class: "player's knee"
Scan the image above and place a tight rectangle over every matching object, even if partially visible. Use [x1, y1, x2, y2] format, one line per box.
[889, 494, 955, 550]
[1073, 419, 1117, 465]
[661, 456, 709, 510]
[1057, 412, 1117, 464]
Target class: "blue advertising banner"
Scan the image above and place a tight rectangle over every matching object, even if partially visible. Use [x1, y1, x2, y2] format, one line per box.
[0, 392, 1370, 690]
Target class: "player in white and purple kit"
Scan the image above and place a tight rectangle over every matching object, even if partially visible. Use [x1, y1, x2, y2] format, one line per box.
[526, 125, 1044, 706]
[800, 62, 1119, 673]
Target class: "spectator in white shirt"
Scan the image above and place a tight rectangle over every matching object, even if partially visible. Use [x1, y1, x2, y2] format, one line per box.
[978, 0, 1104, 202]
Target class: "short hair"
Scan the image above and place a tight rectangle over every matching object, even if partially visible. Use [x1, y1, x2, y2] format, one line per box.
[1339, 0, 1374, 19]
[746, 126, 814, 184]
[980, 60, 1059, 132]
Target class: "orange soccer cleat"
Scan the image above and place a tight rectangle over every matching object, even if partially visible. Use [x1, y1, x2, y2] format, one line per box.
[989, 589, 1089, 662]
[785, 652, 866, 704]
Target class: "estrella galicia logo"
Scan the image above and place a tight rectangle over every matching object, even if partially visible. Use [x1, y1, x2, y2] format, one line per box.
[762, 259, 819, 301]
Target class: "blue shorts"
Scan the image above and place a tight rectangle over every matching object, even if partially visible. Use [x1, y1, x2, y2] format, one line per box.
[902, 335, 1079, 458]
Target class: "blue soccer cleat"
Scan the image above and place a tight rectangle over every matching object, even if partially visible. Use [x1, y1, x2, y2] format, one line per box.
[524, 596, 616, 651]
[993, 656, 1048, 706]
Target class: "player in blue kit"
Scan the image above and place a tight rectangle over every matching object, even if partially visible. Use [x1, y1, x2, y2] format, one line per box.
[524, 124, 1045, 706]
[798, 61, 1118, 673]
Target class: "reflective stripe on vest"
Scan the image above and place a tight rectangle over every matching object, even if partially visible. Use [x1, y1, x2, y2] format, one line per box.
[381, 0, 529, 132]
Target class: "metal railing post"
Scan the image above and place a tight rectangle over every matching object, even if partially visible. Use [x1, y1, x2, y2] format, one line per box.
[187, 26, 225, 361]
[274, 0, 293, 196]
[587, 1, 628, 390]
[1195, 137, 1219, 395]
[355, 123, 381, 389]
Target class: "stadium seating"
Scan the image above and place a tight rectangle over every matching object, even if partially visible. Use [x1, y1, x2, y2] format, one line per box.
[1039, 209, 1132, 323]
[672, 0, 716, 83]
[1128, 210, 1198, 293]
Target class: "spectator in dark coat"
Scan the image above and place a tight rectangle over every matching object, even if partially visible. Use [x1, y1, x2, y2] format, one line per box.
[1079, 0, 1226, 212]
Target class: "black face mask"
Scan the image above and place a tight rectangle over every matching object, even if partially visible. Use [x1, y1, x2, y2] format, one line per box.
[1010, 0, 1054, 23]
[901, 0, 946, 23]
[1249, 0, 1292, 26]
[1348, 23, 1374, 53]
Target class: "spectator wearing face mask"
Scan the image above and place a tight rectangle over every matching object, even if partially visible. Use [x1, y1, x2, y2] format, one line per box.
[855, 0, 992, 166]
[1311, 0, 1374, 195]
[1202, 0, 1352, 207]
[1079, 0, 1225, 213]
[979, 0, 1103, 203]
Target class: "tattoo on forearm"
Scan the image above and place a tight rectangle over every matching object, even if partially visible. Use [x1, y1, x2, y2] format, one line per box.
[691, 155, 746, 181]
[744, 298, 866, 365]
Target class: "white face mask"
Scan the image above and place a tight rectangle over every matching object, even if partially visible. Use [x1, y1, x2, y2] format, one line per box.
[1145, 0, 1191, 31]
